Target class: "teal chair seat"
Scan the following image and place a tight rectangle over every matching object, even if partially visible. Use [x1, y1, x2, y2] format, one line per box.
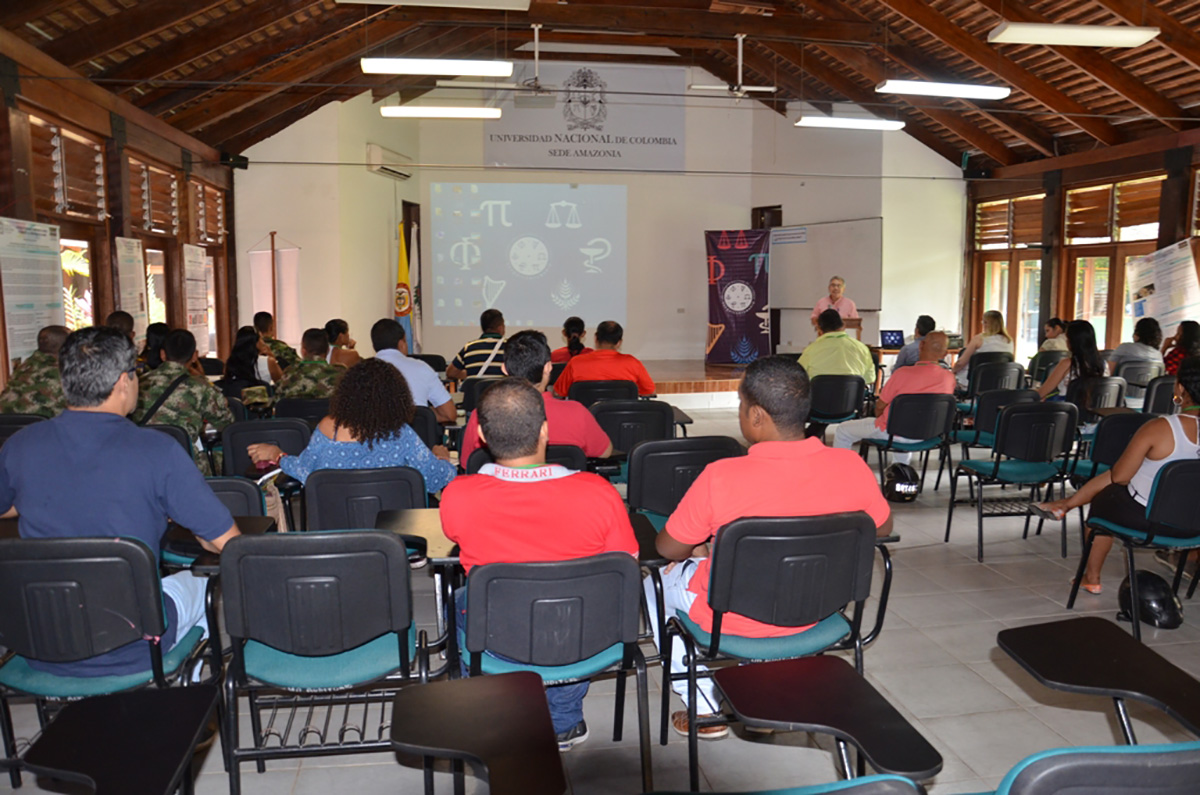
[860, 437, 942, 453]
[813, 412, 857, 424]
[1058, 459, 1109, 480]
[1085, 518, 1200, 549]
[950, 430, 995, 448]
[244, 627, 416, 691]
[0, 626, 204, 698]
[673, 610, 851, 661]
[956, 401, 974, 414]
[457, 628, 624, 683]
[959, 459, 1059, 484]
[637, 509, 670, 532]
[652, 775, 921, 795]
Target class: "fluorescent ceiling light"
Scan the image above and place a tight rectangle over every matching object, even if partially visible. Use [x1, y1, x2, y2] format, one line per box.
[987, 21, 1159, 47]
[381, 106, 502, 119]
[794, 116, 905, 131]
[876, 78, 1011, 101]
[361, 58, 513, 77]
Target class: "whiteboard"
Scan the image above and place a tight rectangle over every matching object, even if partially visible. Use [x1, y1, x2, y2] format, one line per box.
[769, 218, 882, 311]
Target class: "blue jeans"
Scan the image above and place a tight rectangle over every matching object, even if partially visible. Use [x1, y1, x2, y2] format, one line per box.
[454, 588, 589, 734]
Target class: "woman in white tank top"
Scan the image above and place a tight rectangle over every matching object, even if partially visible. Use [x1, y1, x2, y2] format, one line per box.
[953, 310, 1014, 389]
[1034, 356, 1200, 593]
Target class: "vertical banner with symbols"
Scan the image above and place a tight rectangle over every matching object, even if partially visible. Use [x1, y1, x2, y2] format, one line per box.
[705, 229, 770, 365]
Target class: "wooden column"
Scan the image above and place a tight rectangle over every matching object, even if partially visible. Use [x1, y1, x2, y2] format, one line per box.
[1157, 146, 1194, 249]
[1037, 170, 1063, 343]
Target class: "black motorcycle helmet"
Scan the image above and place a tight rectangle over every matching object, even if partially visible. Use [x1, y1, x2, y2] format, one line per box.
[1117, 570, 1183, 629]
[883, 462, 920, 503]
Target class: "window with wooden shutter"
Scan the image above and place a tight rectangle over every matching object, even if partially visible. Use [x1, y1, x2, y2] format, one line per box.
[975, 200, 1010, 249]
[974, 194, 1044, 250]
[128, 158, 148, 230]
[128, 155, 178, 235]
[1065, 184, 1114, 244]
[1115, 176, 1163, 242]
[192, 182, 225, 244]
[28, 115, 106, 221]
[1011, 194, 1044, 247]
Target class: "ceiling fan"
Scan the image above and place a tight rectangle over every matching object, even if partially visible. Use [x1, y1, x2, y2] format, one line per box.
[689, 33, 776, 98]
[435, 23, 554, 101]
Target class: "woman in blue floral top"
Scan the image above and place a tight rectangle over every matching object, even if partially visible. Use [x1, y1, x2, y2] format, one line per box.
[247, 357, 456, 496]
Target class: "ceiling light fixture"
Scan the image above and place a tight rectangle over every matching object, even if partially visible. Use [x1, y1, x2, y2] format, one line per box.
[987, 21, 1159, 48]
[876, 78, 1011, 100]
[381, 106, 502, 119]
[361, 58, 513, 77]
[794, 116, 905, 131]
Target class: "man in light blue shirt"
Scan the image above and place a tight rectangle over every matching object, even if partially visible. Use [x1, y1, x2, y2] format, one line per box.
[893, 315, 936, 372]
[371, 319, 456, 423]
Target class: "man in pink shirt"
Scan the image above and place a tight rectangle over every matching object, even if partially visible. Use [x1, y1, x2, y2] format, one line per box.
[833, 331, 954, 462]
[460, 330, 612, 462]
[810, 275, 859, 327]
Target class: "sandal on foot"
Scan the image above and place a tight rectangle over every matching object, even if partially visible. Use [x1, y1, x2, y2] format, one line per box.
[1071, 577, 1102, 595]
[1030, 504, 1063, 521]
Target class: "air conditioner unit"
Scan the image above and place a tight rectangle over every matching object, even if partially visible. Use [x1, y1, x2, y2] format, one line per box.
[366, 143, 413, 180]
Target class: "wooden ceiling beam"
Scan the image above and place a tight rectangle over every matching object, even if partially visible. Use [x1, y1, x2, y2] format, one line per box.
[0, 0, 75, 30]
[535, 31, 727, 48]
[220, 97, 338, 154]
[973, 0, 1189, 131]
[880, 0, 1123, 146]
[41, 0, 229, 68]
[1091, 0, 1200, 72]
[96, 0, 326, 85]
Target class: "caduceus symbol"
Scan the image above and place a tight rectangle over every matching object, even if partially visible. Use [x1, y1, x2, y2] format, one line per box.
[451, 235, 481, 270]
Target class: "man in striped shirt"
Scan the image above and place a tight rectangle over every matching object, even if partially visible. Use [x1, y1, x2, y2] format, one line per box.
[447, 309, 506, 381]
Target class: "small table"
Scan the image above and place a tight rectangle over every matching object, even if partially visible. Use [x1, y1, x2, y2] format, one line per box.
[16, 685, 218, 795]
[182, 515, 278, 576]
[998, 616, 1200, 744]
[672, 406, 694, 437]
[713, 655, 943, 782]
[374, 508, 456, 562]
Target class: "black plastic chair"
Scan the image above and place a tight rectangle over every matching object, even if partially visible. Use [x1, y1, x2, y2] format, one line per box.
[220, 532, 422, 794]
[305, 466, 428, 530]
[946, 402, 1077, 562]
[568, 379, 638, 408]
[199, 357, 224, 376]
[627, 437, 746, 531]
[1027, 349, 1069, 386]
[662, 513, 882, 791]
[462, 553, 652, 791]
[226, 396, 247, 422]
[1143, 375, 1176, 415]
[1066, 376, 1127, 427]
[590, 399, 675, 452]
[146, 423, 193, 456]
[221, 418, 311, 477]
[994, 740, 1200, 795]
[412, 353, 447, 373]
[409, 405, 443, 450]
[0, 537, 214, 788]
[649, 778, 923, 795]
[808, 375, 867, 425]
[1115, 360, 1165, 405]
[959, 361, 1025, 414]
[459, 377, 501, 415]
[207, 476, 267, 516]
[549, 361, 567, 387]
[943, 388, 1040, 490]
[859, 393, 957, 492]
[0, 414, 45, 449]
[465, 444, 588, 475]
[273, 397, 329, 428]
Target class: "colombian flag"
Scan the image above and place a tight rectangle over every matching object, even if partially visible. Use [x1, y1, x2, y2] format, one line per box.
[394, 223, 414, 345]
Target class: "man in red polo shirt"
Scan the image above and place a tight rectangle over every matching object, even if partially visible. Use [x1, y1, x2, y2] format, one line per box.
[647, 356, 892, 739]
[441, 377, 637, 750]
[553, 320, 655, 397]
[833, 331, 955, 461]
[459, 330, 612, 463]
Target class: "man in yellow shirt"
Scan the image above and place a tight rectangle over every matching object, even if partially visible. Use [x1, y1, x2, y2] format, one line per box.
[799, 309, 876, 384]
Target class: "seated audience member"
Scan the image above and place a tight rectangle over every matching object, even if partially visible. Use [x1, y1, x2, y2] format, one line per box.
[133, 329, 234, 475]
[1163, 320, 1200, 376]
[798, 309, 875, 384]
[247, 358, 455, 495]
[0, 325, 69, 418]
[105, 310, 136, 343]
[646, 356, 891, 738]
[893, 315, 936, 372]
[810, 275, 859, 328]
[274, 327, 344, 401]
[1109, 318, 1164, 374]
[440, 378, 638, 749]
[0, 326, 239, 677]
[254, 311, 299, 370]
[1040, 317, 1068, 352]
[1036, 320, 1106, 401]
[835, 332, 954, 461]
[324, 318, 363, 369]
[137, 322, 169, 374]
[446, 309, 506, 381]
[460, 330, 613, 462]
[551, 316, 593, 363]
[216, 326, 276, 402]
[1034, 356, 1200, 593]
[371, 318, 455, 423]
[953, 310, 1014, 389]
[553, 320, 655, 397]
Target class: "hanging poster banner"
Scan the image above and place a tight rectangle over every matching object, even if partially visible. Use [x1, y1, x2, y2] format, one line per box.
[1125, 240, 1200, 339]
[114, 236, 149, 344]
[0, 217, 64, 372]
[706, 229, 770, 364]
[182, 243, 209, 356]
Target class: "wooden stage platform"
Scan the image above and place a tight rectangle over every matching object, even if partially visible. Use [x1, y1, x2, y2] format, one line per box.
[643, 360, 746, 395]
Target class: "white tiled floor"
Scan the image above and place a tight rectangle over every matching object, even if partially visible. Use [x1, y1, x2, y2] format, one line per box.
[3, 407, 1196, 794]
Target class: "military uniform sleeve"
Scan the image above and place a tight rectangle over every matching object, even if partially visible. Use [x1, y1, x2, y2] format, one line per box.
[201, 378, 235, 431]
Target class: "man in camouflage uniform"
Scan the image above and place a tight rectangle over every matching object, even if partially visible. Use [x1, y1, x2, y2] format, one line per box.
[0, 325, 69, 418]
[254, 311, 299, 371]
[133, 329, 233, 475]
[274, 327, 344, 400]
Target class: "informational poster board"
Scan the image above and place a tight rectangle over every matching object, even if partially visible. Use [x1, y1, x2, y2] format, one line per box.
[114, 236, 149, 344]
[1126, 240, 1200, 339]
[0, 217, 65, 372]
[705, 229, 770, 364]
[182, 243, 210, 356]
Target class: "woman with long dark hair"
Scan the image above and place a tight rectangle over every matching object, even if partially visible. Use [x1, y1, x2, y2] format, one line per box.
[1163, 320, 1200, 376]
[324, 318, 362, 369]
[1036, 319, 1107, 400]
[550, 316, 593, 363]
[137, 322, 169, 373]
[216, 326, 276, 400]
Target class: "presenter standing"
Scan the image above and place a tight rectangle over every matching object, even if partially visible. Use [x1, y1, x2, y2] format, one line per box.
[811, 276, 859, 328]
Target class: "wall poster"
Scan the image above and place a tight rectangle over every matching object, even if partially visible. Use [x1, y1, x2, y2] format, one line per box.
[706, 229, 770, 364]
[182, 243, 210, 356]
[0, 217, 65, 372]
[115, 236, 149, 344]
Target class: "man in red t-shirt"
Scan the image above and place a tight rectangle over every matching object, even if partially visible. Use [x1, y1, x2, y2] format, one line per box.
[459, 330, 612, 463]
[648, 356, 892, 739]
[441, 378, 637, 750]
[833, 331, 955, 462]
[553, 320, 655, 397]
